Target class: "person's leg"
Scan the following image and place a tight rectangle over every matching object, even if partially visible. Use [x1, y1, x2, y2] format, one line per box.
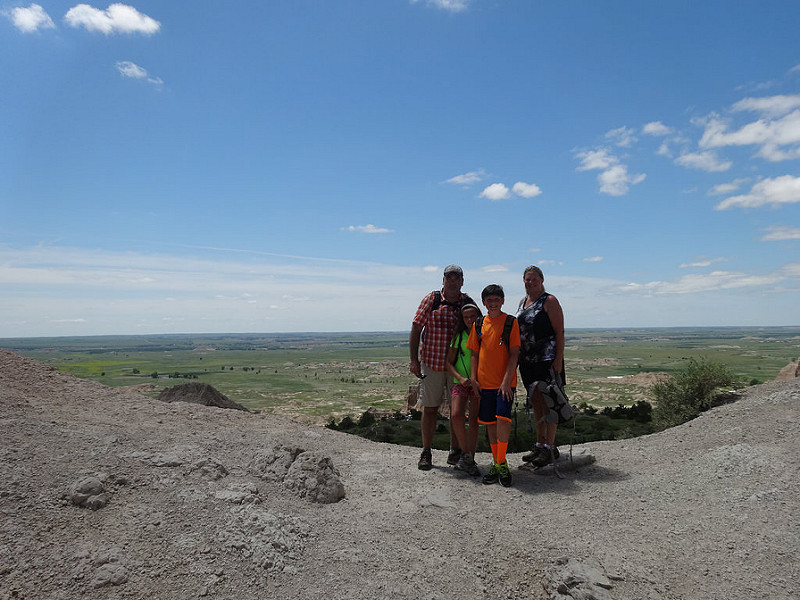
[466, 390, 480, 455]
[450, 391, 468, 453]
[417, 364, 446, 470]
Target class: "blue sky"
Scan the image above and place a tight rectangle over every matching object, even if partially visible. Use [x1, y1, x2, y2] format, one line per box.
[2, 0, 799, 337]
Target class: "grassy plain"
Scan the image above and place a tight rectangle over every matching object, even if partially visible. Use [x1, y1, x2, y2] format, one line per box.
[3, 328, 798, 427]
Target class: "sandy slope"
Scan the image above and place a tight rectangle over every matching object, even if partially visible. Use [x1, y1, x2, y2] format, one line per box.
[1, 349, 798, 600]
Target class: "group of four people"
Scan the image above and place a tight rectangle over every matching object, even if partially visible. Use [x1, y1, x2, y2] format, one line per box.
[409, 264, 565, 488]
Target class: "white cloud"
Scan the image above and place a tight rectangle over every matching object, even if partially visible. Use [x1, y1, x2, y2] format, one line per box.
[760, 226, 800, 242]
[583, 256, 603, 263]
[715, 175, 800, 210]
[732, 94, 800, 119]
[410, 0, 469, 12]
[64, 3, 161, 35]
[621, 270, 785, 295]
[6, 3, 55, 33]
[343, 224, 392, 234]
[445, 169, 485, 186]
[575, 148, 618, 171]
[707, 178, 750, 196]
[642, 121, 672, 136]
[675, 151, 732, 172]
[598, 164, 646, 196]
[480, 183, 510, 201]
[481, 265, 509, 272]
[698, 102, 800, 162]
[512, 181, 542, 198]
[576, 148, 644, 196]
[605, 126, 637, 147]
[115, 61, 162, 85]
[679, 257, 728, 268]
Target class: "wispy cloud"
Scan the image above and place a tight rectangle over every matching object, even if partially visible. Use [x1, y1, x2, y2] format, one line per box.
[621, 269, 787, 295]
[605, 126, 637, 147]
[698, 95, 800, 162]
[65, 3, 161, 35]
[343, 224, 393, 234]
[760, 225, 800, 242]
[715, 175, 800, 210]
[5, 3, 55, 33]
[679, 257, 728, 268]
[675, 151, 732, 172]
[445, 169, 485, 186]
[410, 0, 470, 12]
[115, 61, 163, 85]
[707, 178, 750, 196]
[583, 256, 604, 263]
[575, 148, 645, 196]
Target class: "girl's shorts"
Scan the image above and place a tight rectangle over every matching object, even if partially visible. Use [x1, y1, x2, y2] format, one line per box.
[452, 382, 477, 397]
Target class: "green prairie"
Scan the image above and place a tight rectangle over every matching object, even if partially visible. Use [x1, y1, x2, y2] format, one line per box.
[3, 327, 798, 424]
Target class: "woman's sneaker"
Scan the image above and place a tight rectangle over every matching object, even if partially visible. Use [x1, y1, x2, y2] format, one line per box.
[454, 452, 481, 477]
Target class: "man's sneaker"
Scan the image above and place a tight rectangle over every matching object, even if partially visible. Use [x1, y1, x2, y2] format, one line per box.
[482, 462, 500, 485]
[418, 448, 432, 471]
[497, 461, 512, 487]
[447, 447, 462, 466]
[531, 446, 555, 468]
[454, 452, 481, 477]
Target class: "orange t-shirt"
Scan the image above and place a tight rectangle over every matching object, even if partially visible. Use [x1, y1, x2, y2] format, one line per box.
[466, 312, 520, 389]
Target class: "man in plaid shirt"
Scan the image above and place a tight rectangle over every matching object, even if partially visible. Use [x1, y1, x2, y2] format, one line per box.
[410, 264, 475, 471]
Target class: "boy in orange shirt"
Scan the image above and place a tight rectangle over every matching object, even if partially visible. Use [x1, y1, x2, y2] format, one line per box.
[467, 284, 521, 487]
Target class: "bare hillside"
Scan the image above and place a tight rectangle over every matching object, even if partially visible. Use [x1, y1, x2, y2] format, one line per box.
[1, 349, 798, 600]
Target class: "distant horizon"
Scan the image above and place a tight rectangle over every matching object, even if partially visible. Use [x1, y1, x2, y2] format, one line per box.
[3, 324, 800, 343]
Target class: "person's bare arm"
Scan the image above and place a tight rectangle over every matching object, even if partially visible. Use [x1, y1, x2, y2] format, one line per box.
[545, 296, 565, 373]
[409, 323, 423, 376]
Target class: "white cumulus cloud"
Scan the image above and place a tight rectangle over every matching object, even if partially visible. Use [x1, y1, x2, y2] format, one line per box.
[480, 183, 511, 201]
[715, 175, 800, 210]
[115, 61, 162, 85]
[575, 148, 618, 171]
[512, 181, 542, 198]
[605, 126, 637, 147]
[707, 178, 749, 196]
[65, 3, 161, 35]
[598, 164, 646, 196]
[6, 3, 55, 32]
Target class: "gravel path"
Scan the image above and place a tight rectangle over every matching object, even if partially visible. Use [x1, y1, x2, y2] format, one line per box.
[1, 349, 798, 600]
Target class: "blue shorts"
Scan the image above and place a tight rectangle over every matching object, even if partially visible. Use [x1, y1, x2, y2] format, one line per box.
[478, 388, 515, 424]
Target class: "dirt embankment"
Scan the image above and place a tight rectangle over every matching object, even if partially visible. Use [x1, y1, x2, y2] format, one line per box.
[1, 349, 798, 600]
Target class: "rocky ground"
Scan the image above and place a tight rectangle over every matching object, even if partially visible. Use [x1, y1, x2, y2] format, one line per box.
[1, 349, 798, 600]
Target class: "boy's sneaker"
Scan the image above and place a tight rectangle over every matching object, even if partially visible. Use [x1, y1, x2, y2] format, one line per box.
[418, 448, 432, 471]
[454, 452, 481, 477]
[497, 461, 512, 487]
[447, 447, 462, 466]
[482, 462, 500, 485]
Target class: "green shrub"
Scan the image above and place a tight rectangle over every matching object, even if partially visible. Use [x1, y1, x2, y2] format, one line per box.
[651, 357, 737, 429]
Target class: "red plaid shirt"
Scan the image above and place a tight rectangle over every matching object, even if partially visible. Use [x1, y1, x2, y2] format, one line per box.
[413, 290, 471, 371]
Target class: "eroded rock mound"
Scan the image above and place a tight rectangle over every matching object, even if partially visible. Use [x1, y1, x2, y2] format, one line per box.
[157, 382, 248, 411]
[249, 446, 345, 504]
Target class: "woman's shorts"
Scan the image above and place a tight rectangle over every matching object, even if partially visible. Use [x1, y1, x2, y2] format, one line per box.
[478, 388, 515, 424]
[520, 360, 566, 389]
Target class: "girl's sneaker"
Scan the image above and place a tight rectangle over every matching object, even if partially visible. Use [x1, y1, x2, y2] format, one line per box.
[482, 462, 500, 485]
[497, 461, 512, 487]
